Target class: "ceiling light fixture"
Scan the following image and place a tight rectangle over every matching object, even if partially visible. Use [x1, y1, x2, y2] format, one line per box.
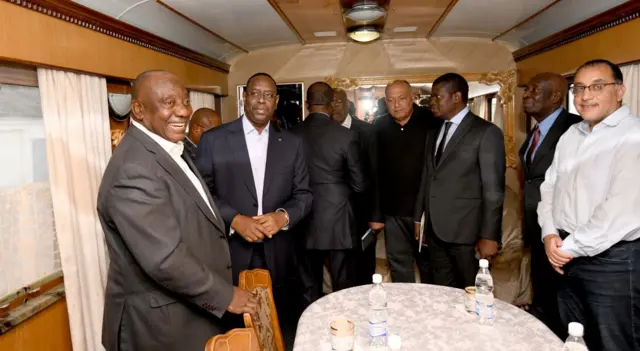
[393, 26, 418, 33]
[347, 26, 381, 43]
[344, 2, 386, 22]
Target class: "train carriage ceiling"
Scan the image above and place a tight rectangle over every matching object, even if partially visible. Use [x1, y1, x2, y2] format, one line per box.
[71, 0, 631, 64]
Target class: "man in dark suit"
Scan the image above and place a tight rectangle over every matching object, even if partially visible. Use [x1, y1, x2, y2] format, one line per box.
[293, 83, 366, 303]
[98, 71, 257, 351]
[520, 72, 581, 338]
[332, 88, 377, 286]
[414, 73, 506, 288]
[370, 80, 439, 284]
[196, 72, 312, 347]
[184, 107, 221, 160]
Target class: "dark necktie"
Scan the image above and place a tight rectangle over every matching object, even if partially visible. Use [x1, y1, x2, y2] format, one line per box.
[435, 122, 452, 165]
[526, 127, 541, 165]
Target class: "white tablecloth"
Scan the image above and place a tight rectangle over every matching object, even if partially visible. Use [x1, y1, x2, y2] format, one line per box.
[294, 283, 563, 350]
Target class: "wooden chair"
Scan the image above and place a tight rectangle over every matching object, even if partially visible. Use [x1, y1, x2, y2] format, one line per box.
[205, 328, 260, 351]
[239, 268, 285, 351]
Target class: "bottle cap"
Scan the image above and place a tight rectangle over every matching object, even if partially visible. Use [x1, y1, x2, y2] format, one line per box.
[372, 273, 382, 284]
[479, 259, 489, 268]
[388, 334, 402, 349]
[568, 322, 584, 337]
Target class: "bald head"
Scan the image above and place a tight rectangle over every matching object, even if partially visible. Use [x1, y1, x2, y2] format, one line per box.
[523, 72, 568, 122]
[307, 82, 334, 115]
[131, 70, 192, 143]
[188, 108, 221, 144]
[385, 80, 414, 122]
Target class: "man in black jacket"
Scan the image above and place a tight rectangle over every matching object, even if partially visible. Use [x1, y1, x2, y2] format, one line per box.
[332, 89, 377, 285]
[520, 72, 581, 338]
[414, 73, 505, 288]
[294, 82, 366, 303]
[370, 80, 439, 283]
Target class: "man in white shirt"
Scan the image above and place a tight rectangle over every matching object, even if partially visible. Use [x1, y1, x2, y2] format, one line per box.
[538, 59, 640, 350]
[196, 72, 312, 348]
[98, 70, 257, 351]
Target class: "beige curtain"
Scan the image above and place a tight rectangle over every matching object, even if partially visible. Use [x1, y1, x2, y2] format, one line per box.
[622, 63, 639, 116]
[189, 90, 216, 113]
[471, 95, 488, 120]
[37, 68, 110, 351]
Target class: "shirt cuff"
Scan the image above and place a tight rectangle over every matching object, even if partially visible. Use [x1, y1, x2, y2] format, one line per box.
[276, 208, 289, 230]
[560, 235, 583, 258]
[540, 222, 559, 243]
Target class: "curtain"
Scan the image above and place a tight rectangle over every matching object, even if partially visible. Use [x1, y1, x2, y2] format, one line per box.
[37, 68, 111, 351]
[189, 90, 216, 113]
[621, 63, 639, 116]
[471, 95, 488, 120]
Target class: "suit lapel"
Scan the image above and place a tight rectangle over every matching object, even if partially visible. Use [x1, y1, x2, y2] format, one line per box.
[437, 112, 474, 167]
[263, 123, 285, 198]
[520, 128, 534, 173]
[427, 126, 439, 170]
[530, 110, 568, 169]
[228, 120, 258, 201]
[182, 154, 225, 231]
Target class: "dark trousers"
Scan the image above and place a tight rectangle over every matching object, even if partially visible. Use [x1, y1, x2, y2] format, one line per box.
[384, 215, 429, 283]
[425, 219, 477, 289]
[530, 240, 566, 339]
[300, 249, 357, 305]
[557, 239, 640, 351]
[355, 235, 377, 286]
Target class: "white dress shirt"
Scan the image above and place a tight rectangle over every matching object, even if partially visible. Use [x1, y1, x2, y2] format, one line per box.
[242, 115, 269, 216]
[341, 114, 353, 129]
[435, 107, 469, 153]
[537, 105, 640, 257]
[130, 119, 215, 218]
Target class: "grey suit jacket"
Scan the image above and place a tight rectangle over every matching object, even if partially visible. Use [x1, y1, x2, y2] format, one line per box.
[97, 125, 234, 351]
[414, 112, 506, 245]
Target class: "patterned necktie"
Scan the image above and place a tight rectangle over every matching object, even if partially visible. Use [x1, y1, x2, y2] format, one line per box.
[526, 127, 541, 165]
[435, 122, 452, 165]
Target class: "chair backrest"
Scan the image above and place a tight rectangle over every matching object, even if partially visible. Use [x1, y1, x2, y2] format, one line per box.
[239, 268, 285, 351]
[205, 328, 260, 351]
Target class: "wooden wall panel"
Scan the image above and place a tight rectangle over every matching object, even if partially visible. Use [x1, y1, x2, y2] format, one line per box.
[0, 1, 228, 94]
[0, 299, 72, 351]
[516, 18, 640, 85]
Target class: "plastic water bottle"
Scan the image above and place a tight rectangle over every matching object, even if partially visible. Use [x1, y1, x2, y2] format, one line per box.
[475, 259, 494, 325]
[368, 273, 388, 347]
[562, 322, 588, 351]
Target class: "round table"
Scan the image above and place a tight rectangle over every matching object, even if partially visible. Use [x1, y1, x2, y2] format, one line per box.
[293, 283, 563, 350]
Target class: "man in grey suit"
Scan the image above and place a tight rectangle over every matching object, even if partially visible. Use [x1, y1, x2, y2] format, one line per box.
[414, 73, 505, 288]
[97, 70, 257, 351]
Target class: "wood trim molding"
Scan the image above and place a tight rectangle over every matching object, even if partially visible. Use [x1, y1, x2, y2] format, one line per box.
[156, 1, 248, 54]
[426, 0, 459, 39]
[513, 1, 640, 62]
[267, 0, 306, 45]
[492, 0, 561, 41]
[2, 0, 230, 72]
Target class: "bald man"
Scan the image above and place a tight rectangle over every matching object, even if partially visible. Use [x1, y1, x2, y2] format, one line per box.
[98, 71, 256, 351]
[184, 108, 221, 160]
[294, 82, 365, 304]
[520, 72, 580, 338]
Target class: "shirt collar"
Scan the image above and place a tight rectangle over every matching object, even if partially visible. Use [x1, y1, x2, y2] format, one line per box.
[185, 136, 196, 147]
[577, 105, 631, 134]
[449, 107, 469, 125]
[537, 107, 563, 136]
[131, 119, 184, 157]
[341, 114, 353, 128]
[242, 115, 270, 136]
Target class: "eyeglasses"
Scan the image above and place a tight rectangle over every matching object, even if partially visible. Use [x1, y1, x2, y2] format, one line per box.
[570, 82, 619, 95]
[247, 90, 277, 101]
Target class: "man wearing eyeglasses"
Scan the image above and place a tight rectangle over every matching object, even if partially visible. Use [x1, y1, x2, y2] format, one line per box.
[519, 72, 581, 338]
[195, 72, 312, 346]
[538, 59, 640, 350]
[184, 107, 222, 160]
